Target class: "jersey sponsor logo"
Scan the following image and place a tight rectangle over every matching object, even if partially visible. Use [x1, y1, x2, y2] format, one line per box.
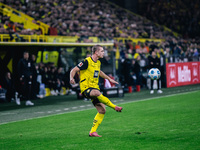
[78, 62, 83, 67]
[93, 70, 99, 78]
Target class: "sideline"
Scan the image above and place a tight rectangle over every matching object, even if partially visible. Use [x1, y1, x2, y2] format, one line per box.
[0, 90, 199, 126]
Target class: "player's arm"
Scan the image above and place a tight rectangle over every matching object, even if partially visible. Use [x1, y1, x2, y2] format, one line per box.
[99, 70, 119, 84]
[70, 66, 80, 84]
[70, 59, 88, 84]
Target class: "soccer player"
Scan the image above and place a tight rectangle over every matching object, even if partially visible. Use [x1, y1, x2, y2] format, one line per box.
[70, 45, 123, 137]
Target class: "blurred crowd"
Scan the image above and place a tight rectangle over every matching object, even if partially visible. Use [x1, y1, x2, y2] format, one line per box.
[139, 0, 200, 39]
[114, 38, 200, 91]
[0, 0, 200, 103]
[0, 52, 77, 105]
[0, 14, 42, 37]
[1, 0, 176, 40]
[0, 38, 199, 104]
[115, 38, 200, 63]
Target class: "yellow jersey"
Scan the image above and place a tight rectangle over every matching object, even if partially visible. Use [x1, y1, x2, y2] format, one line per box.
[78, 57, 101, 93]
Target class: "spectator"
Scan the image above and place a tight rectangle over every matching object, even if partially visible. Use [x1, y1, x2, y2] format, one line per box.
[2, 0, 177, 39]
[30, 54, 38, 99]
[121, 52, 134, 92]
[17, 51, 34, 106]
[3, 21, 21, 41]
[132, 55, 142, 88]
[64, 67, 75, 95]
[42, 66, 50, 87]
[164, 47, 171, 62]
[35, 64, 46, 99]
[1, 72, 20, 105]
[73, 46, 82, 65]
[0, 84, 7, 102]
[59, 50, 70, 72]
[56, 67, 65, 95]
[148, 51, 163, 94]
[49, 67, 58, 95]
[173, 45, 182, 57]
[140, 0, 200, 39]
[193, 49, 199, 57]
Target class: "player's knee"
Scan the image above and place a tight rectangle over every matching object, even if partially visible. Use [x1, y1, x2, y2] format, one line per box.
[92, 90, 101, 97]
[99, 108, 106, 114]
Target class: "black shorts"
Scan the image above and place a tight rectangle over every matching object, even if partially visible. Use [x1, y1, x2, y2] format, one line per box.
[82, 88, 101, 106]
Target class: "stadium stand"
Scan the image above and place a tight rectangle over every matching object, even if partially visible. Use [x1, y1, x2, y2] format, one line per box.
[0, 0, 199, 101]
[1, 0, 176, 40]
[138, 0, 200, 39]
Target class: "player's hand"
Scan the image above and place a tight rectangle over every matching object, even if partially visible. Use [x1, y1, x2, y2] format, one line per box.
[70, 78, 76, 84]
[109, 78, 119, 84]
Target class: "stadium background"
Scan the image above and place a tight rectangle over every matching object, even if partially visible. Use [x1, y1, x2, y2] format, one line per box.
[0, 1, 200, 149]
[0, 0, 199, 95]
[0, 0, 199, 110]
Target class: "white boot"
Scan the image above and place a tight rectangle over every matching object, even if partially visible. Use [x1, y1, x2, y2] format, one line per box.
[150, 90, 154, 94]
[16, 98, 21, 105]
[26, 100, 34, 106]
[15, 92, 20, 105]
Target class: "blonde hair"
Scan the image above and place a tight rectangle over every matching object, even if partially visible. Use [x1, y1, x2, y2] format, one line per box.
[91, 45, 103, 55]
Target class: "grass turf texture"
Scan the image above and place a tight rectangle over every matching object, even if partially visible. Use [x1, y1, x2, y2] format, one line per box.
[0, 91, 200, 150]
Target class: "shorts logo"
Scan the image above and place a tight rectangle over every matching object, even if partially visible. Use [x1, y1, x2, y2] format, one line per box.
[78, 62, 83, 67]
[87, 89, 90, 93]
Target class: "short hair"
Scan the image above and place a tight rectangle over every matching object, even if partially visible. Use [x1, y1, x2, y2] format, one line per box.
[91, 45, 103, 55]
[23, 51, 29, 55]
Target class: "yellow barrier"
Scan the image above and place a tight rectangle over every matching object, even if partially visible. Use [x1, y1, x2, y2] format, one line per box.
[0, 34, 47, 42]
[46, 36, 79, 43]
[45, 88, 51, 97]
[61, 87, 67, 95]
[0, 34, 164, 43]
[114, 37, 164, 43]
[44, 87, 66, 97]
[89, 37, 98, 42]
[0, 41, 114, 47]
[0, 3, 49, 34]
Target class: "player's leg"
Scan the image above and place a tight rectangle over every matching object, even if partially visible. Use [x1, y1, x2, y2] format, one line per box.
[25, 77, 34, 106]
[27, 78, 32, 100]
[157, 79, 163, 93]
[90, 89, 122, 112]
[22, 77, 31, 101]
[150, 79, 154, 94]
[89, 103, 105, 137]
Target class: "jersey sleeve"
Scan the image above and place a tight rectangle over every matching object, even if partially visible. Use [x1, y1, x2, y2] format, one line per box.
[77, 59, 88, 70]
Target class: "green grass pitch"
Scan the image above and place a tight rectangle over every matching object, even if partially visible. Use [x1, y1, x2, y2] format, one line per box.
[0, 91, 200, 150]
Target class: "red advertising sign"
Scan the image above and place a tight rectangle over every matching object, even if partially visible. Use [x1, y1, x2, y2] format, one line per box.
[166, 62, 200, 87]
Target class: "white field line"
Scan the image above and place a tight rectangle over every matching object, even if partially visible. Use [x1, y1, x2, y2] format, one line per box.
[0, 112, 15, 116]
[35, 112, 45, 114]
[47, 111, 53, 113]
[55, 110, 61, 112]
[0, 90, 199, 126]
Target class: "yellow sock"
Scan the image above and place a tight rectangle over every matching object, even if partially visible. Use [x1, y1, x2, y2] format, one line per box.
[97, 94, 116, 109]
[90, 113, 104, 133]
